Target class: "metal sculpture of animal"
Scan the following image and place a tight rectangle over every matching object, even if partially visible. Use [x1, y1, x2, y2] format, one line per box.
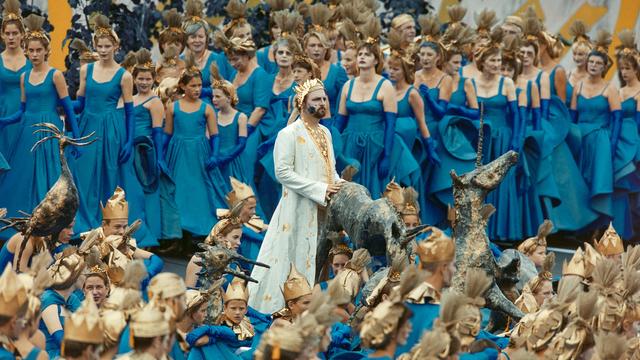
[317, 181, 427, 283]
[0, 122, 96, 270]
[195, 243, 270, 285]
[486, 256, 521, 333]
[450, 150, 525, 320]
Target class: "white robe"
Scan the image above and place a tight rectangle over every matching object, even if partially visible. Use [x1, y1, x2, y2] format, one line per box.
[248, 119, 340, 313]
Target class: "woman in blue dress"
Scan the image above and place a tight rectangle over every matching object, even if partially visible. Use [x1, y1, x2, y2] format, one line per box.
[131, 49, 181, 242]
[336, 18, 420, 198]
[71, 14, 154, 246]
[0, 0, 30, 180]
[613, 30, 640, 239]
[570, 29, 624, 228]
[0, 15, 81, 234]
[473, 29, 522, 242]
[164, 56, 228, 237]
[566, 20, 592, 108]
[255, 4, 299, 75]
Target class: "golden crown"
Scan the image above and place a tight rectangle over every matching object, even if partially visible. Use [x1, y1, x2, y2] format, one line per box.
[562, 247, 586, 278]
[101, 186, 129, 220]
[63, 297, 104, 345]
[94, 26, 120, 44]
[130, 300, 171, 338]
[416, 227, 455, 264]
[517, 220, 553, 255]
[360, 299, 406, 348]
[594, 222, 624, 257]
[185, 288, 210, 312]
[282, 263, 312, 302]
[147, 272, 186, 300]
[26, 29, 49, 43]
[383, 179, 404, 210]
[226, 177, 255, 208]
[294, 78, 326, 111]
[0, 264, 28, 317]
[329, 243, 353, 258]
[205, 217, 243, 246]
[223, 277, 250, 303]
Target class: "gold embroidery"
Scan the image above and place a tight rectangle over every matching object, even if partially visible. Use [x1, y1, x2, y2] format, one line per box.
[301, 121, 333, 185]
[282, 223, 291, 231]
[297, 136, 306, 144]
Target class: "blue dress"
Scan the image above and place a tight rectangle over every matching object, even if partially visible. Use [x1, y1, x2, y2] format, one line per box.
[180, 51, 235, 102]
[395, 85, 425, 159]
[219, 111, 250, 184]
[0, 69, 64, 237]
[133, 97, 181, 242]
[0, 56, 30, 169]
[71, 63, 155, 246]
[479, 77, 522, 241]
[342, 78, 420, 198]
[39, 289, 81, 359]
[575, 84, 615, 221]
[166, 100, 228, 236]
[256, 45, 278, 74]
[0, 241, 13, 270]
[324, 64, 349, 120]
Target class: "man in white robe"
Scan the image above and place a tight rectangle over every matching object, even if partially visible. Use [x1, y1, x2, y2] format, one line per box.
[248, 79, 342, 313]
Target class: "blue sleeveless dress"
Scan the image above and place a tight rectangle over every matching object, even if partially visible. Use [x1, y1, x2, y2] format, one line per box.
[71, 63, 155, 245]
[342, 78, 420, 198]
[180, 51, 235, 101]
[479, 77, 522, 241]
[0, 241, 13, 270]
[256, 45, 278, 74]
[0, 56, 30, 167]
[133, 97, 181, 241]
[39, 289, 81, 359]
[395, 85, 424, 158]
[0, 69, 64, 236]
[540, 67, 598, 232]
[219, 111, 249, 185]
[575, 84, 615, 221]
[324, 64, 349, 120]
[166, 100, 228, 236]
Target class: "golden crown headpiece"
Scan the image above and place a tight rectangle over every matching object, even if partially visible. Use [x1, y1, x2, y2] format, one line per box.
[185, 285, 215, 312]
[416, 227, 455, 264]
[147, 272, 186, 300]
[282, 263, 312, 302]
[562, 248, 586, 278]
[63, 296, 104, 345]
[360, 299, 407, 348]
[294, 78, 326, 112]
[226, 177, 255, 209]
[517, 220, 552, 255]
[225, 37, 256, 54]
[101, 186, 129, 220]
[329, 243, 353, 259]
[48, 247, 86, 289]
[130, 300, 171, 338]
[26, 29, 49, 43]
[1, 0, 23, 28]
[205, 216, 243, 246]
[136, 61, 155, 71]
[0, 264, 28, 317]
[594, 222, 624, 257]
[93, 26, 120, 44]
[223, 277, 250, 303]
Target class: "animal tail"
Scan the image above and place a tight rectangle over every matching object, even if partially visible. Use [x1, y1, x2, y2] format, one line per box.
[31, 122, 97, 152]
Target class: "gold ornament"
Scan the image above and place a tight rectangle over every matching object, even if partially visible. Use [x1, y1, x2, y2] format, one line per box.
[101, 186, 129, 220]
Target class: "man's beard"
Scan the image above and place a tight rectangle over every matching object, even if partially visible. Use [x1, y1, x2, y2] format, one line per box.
[307, 105, 327, 119]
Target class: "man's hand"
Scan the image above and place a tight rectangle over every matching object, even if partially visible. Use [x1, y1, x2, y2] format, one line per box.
[325, 182, 342, 201]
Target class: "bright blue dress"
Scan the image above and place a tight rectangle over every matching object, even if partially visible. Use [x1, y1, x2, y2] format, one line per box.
[324, 64, 348, 120]
[71, 63, 155, 246]
[219, 111, 250, 184]
[575, 84, 615, 221]
[479, 77, 522, 241]
[39, 289, 81, 359]
[0, 348, 13, 359]
[133, 97, 182, 241]
[342, 78, 420, 198]
[0, 69, 64, 238]
[166, 100, 229, 236]
[180, 51, 235, 102]
[0, 56, 30, 168]
[395, 85, 425, 159]
[256, 45, 278, 74]
[0, 242, 13, 270]
[543, 67, 598, 233]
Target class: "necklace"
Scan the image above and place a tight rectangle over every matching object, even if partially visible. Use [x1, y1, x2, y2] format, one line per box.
[302, 119, 333, 184]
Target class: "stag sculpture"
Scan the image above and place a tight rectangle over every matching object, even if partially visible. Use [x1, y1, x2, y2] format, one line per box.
[450, 150, 524, 320]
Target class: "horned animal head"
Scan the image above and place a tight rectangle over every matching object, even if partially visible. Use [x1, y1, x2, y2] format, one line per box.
[451, 151, 519, 191]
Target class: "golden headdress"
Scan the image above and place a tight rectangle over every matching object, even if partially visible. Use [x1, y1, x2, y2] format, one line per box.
[366, 252, 409, 307]
[383, 179, 420, 217]
[205, 213, 243, 247]
[503, 15, 524, 31]
[222, 0, 248, 37]
[590, 28, 613, 71]
[225, 176, 256, 209]
[130, 300, 171, 338]
[327, 231, 353, 259]
[388, 28, 416, 70]
[549, 289, 598, 360]
[476, 26, 504, 64]
[616, 29, 639, 60]
[157, 44, 185, 80]
[418, 14, 441, 45]
[120, 51, 137, 73]
[223, 277, 250, 303]
[0, 264, 28, 317]
[134, 48, 155, 73]
[1, 0, 22, 30]
[358, 15, 382, 53]
[17, 253, 53, 322]
[293, 78, 326, 112]
[182, 0, 209, 33]
[446, 4, 467, 31]
[591, 258, 624, 333]
[83, 246, 109, 284]
[48, 232, 97, 289]
[70, 38, 99, 63]
[594, 222, 624, 257]
[516, 252, 555, 314]
[307, 3, 334, 35]
[282, 263, 313, 302]
[360, 266, 421, 348]
[338, 18, 361, 51]
[215, 32, 257, 57]
[593, 332, 628, 360]
[441, 21, 474, 58]
[405, 325, 457, 360]
[63, 296, 104, 345]
[521, 12, 542, 47]
[90, 13, 120, 45]
[454, 270, 492, 347]
[391, 13, 414, 31]
[332, 248, 371, 303]
[518, 220, 552, 255]
[159, 8, 185, 47]
[147, 272, 186, 300]
[101, 186, 129, 220]
[23, 14, 49, 45]
[569, 20, 592, 50]
[501, 33, 522, 66]
[473, 9, 498, 37]
[336, 1, 371, 28]
[415, 226, 455, 264]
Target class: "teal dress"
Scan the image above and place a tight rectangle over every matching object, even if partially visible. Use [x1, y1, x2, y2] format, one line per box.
[342, 78, 420, 198]
[39, 290, 81, 359]
[133, 97, 181, 241]
[0, 69, 64, 235]
[543, 67, 598, 233]
[575, 84, 615, 221]
[71, 63, 155, 246]
[180, 52, 235, 102]
[479, 77, 522, 241]
[324, 64, 349, 120]
[395, 85, 425, 159]
[0, 56, 30, 169]
[166, 100, 229, 236]
[219, 111, 249, 184]
[256, 45, 278, 74]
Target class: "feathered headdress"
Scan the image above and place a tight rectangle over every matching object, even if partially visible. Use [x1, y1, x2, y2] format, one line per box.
[418, 14, 441, 45]
[591, 258, 624, 333]
[183, 0, 208, 32]
[338, 18, 361, 50]
[90, 13, 119, 45]
[214, 30, 256, 56]
[1, 0, 22, 29]
[446, 4, 467, 31]
[616, 29, 638, 59]
[70, 39, 99, 63]
[569, 20, 592, 49]
[518, 220, 553, 255]
[308, 3, 334, 34]
[159, 8, 185, 47]
[223, 0, 248, 37]
[473, 9, 498, 37]
[441, 23, 474, 58]
[134, 48, 155, 73]
[23, 14, 49, 45]
[272, 9, 304, 42]
[388, 28, 416, 68]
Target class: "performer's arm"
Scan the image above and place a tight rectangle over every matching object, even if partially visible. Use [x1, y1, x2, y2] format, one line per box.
[274, 129, 328, 205]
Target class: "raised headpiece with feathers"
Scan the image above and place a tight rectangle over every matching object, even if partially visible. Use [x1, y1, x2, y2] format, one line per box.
[418, 15, 441, 44]
[308, 3, 334, 34]
[447, 4, 467, 30]
[569, 20, 591, 45]
[616, 29, 638, 58]
[473, 9, 498, 36]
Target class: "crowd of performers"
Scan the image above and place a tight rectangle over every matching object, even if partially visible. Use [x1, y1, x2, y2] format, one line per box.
[2, 0, 640, 358]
